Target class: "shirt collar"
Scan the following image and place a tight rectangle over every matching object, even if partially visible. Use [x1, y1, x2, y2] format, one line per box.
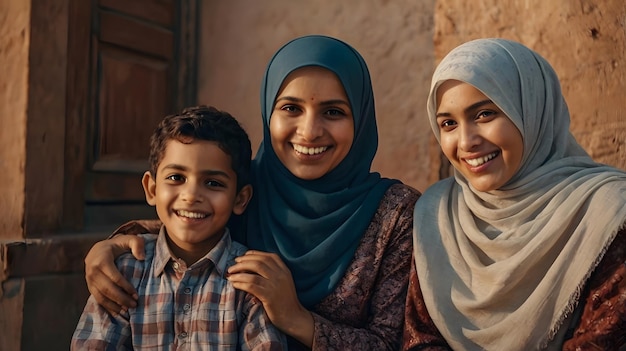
[153, 226, 234, 277]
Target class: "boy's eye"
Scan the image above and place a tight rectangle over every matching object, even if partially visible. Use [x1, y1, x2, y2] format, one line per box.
[205, 179, 225, 188]
[166, 174, 184, 182]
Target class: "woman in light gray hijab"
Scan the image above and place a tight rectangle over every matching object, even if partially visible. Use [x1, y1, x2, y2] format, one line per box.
[403, 38, 626, 351]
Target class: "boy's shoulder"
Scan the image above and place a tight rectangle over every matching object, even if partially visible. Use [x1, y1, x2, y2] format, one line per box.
[219, 232, 248, 269]
[228, 238, 248, 256]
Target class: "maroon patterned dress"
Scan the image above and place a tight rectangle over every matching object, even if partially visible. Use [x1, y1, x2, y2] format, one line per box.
[289, 184, 420, 351]
[402, 226, 626, 351]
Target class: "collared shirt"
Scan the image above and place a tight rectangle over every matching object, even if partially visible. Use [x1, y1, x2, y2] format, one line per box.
[72, 227, 286, 351]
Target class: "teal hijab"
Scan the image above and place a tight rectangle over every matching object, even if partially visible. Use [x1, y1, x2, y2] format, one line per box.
[245, 35, 398, 308]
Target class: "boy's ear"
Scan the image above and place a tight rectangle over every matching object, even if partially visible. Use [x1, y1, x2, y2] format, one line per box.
[142, 171, 157, 206]
[232, 184, 253, 215]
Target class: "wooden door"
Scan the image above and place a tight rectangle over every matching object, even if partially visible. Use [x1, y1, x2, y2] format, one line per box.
[64, 0, 198, 230]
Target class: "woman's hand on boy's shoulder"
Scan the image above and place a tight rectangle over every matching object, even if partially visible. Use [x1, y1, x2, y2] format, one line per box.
[84, 235, 145, 315]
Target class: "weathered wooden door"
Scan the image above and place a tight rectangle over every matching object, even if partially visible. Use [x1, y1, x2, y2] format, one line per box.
[65, 0, 198, 230]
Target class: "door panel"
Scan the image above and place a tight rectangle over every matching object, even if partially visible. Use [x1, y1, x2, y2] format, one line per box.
[99, 8, 174, 59]
[93, 44, 169, 172]
[99, 0, 174, 27]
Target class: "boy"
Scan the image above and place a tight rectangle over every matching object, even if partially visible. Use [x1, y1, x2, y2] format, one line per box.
[72, 106, 286, 350]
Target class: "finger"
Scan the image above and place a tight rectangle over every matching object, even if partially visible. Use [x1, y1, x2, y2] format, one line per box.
[239, 251, 289, 269]
[127, 236, 146, 261]
[100, 262, 138, 301]
[226, 270, 267, 283]
[241, 250, 282, 261]
[234, 252, 283, 269]
[91, 287, 125, 315]
[242, 249, 273, 256]
[227, 273, 271, 298]
[228, 259, 275, 278]
[109, 235, 144, 260]
[99, 277, 138, 309]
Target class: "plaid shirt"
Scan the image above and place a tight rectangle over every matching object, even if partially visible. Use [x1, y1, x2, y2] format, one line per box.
[72, 228, 286, 351]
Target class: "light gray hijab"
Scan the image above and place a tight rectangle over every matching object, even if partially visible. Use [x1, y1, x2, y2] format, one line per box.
[413, 38, 626, 350]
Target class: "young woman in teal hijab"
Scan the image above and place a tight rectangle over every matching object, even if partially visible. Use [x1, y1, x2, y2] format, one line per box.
[237, 35, 398, 307]
[83, 35, 421, 350]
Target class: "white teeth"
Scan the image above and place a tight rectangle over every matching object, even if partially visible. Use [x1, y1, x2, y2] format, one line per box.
[176, 210, 206, 219]
[465, 152, 498, 167]
[293, 144, 328, 155]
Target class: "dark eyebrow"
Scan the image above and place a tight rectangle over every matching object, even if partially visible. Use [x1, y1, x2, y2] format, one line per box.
[320, 99, 351, 108]
[161, 164, 231, 179]
[275, 96, 304, 104]
[436, 99, 494, 118]
[466, 99, 494, 112]
[275, 96, 351, 108]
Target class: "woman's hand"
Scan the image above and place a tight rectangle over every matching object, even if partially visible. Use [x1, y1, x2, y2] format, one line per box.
[227, 250, 314, 346]
[84, 235, 146, 315]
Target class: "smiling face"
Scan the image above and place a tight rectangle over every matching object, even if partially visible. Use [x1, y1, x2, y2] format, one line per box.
[143, 139, 251, 264]
[269, 66, 355, 180]
[435, 80, 524, 192]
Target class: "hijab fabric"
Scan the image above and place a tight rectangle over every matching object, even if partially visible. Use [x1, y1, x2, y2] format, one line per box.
[245, 35, 398, 308]
[413, 38, 626, 350]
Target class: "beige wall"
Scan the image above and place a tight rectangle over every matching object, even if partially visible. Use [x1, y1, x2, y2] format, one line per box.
[197, 0, 437, 192]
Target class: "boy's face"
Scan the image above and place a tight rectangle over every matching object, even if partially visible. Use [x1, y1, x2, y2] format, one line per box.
[142, 139, 251, 262]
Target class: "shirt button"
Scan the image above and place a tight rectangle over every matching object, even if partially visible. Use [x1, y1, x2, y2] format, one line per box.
[183, 303, 191, 311]
[184, 287, 192, 294]
[172, 262, 180, 270]
[178, 332, 188, 339]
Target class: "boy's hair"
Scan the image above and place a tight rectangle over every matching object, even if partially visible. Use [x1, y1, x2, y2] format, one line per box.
[149, 105, 252, 190]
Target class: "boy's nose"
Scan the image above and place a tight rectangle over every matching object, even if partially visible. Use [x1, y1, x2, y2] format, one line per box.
[181, 183, 203, 203]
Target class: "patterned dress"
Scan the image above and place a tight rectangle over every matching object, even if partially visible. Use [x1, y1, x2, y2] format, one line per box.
[289, 184, 420, 351]
[402, 226, 626, 351]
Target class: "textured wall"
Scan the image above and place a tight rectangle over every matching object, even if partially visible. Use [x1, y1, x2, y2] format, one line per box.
[198, 0, 437, 191]
[433, 0, 626, 172]
[0, 0, 29, 238]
